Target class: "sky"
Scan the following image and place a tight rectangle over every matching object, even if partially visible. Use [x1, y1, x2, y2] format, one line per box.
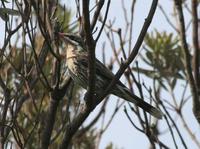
[0, 0, 199, 149]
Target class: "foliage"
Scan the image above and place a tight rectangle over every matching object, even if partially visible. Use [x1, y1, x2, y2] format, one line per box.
[134, 31, 186, 90]
[0, 8, 20, 21]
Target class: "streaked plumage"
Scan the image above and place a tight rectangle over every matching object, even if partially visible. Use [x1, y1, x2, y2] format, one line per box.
[59, 33, 163, 119]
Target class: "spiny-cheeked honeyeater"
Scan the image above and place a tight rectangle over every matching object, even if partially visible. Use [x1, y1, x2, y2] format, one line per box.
[59, 32, 163, 119]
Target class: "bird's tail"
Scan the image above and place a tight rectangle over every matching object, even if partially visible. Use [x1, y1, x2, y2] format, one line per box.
[113, 85, 163, 119]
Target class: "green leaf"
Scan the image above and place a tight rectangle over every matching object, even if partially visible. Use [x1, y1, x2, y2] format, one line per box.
[0, 12, 8, 21]
[143, 31, 185, 81]
[0, 8, 20, 21]
[0, 8, 20, 15]
[132, 67, 158, 78]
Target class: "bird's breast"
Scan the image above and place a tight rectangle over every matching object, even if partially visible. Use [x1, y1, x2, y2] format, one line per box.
[66, 45, 77, 59]
[66, 45, 78, 72]
[66, 57, 78, 75]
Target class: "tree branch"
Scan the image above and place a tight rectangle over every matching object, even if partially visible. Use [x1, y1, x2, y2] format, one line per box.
[41, 77, 72, 149]
[91, 0, 105, 31]
[174, 0, 200, 124]
[191, 0, 200, 88]
[82, 0, 96, 109]
[95, 0, 110, 42]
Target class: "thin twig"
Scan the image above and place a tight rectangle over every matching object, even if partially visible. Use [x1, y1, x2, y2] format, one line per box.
[91, 0, 105, 31]
[95, 0, 110, 42]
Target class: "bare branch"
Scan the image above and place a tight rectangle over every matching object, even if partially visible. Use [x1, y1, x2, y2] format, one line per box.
[82, 0, 96, 109]
[191, 0, 200, 88]
[95, 0, 110, 42]
[91, 0, 105, 31]
[174, 0, 200, 123]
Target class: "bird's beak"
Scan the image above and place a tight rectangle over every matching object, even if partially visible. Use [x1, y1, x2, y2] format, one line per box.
[58, 32, 71, 44]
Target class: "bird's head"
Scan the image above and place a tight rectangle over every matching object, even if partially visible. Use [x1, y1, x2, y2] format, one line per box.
[58, 32, 85, 48]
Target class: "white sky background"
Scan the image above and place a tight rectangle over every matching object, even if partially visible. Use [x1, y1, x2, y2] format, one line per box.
[0, 0, 199, 149]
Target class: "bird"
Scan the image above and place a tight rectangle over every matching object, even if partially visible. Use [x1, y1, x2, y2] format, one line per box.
[58, 32, 163, 119]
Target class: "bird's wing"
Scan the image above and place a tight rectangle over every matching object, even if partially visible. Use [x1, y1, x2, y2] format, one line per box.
[76, 54, 114, 79]
[96, 59, 129, 87]
[95, 59, 115, 79]
[78, 55, 126, 86]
